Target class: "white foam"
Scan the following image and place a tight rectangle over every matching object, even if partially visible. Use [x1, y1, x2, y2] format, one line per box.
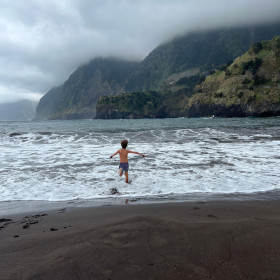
[0, 120, 280, 202]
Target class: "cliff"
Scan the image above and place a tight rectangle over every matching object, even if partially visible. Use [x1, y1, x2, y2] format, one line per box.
[96, 75, 202, 119]
[188, 36, 280, 117]
[50, 58, 139, 119]
[34, 85, 63, 120]
[96, 36, 280, 119]
[37, 22, 280, 120]
[125, 22, 280, 93]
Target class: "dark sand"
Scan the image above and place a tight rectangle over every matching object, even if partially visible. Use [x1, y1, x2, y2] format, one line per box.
[1, 200, 280, 280]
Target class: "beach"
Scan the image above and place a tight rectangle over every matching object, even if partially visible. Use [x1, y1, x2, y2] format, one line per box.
[1, 119, 280, 279]
[1, 199, 280, 280]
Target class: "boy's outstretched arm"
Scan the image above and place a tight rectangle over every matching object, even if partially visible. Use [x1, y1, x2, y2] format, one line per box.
[128, 150, 146, 157]
[110, 150, 119, 158]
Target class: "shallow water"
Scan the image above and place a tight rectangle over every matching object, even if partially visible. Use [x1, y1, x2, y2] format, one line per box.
[0, 118, 280, 206]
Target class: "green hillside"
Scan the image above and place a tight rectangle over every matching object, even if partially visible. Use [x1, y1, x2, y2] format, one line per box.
[125, 22, 280, 93]
[96, 74, 202, 119]
[188, 36, 280, 117]
[36, 22, 280, 120]
[96, 36, 280, 119]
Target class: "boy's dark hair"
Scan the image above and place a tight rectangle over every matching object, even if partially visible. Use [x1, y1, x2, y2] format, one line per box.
[121, 140, 128, 149]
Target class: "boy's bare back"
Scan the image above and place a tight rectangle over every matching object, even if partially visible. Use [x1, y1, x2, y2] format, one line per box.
[118, 148, 129, 163]
[111, 148, 145, 163]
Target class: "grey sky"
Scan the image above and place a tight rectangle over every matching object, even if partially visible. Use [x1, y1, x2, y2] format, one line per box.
[0, 0, 279, 104]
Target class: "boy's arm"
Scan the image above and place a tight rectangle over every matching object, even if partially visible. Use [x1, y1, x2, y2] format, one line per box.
[128, 150, 146, 157]
[110, 150, 119, 158]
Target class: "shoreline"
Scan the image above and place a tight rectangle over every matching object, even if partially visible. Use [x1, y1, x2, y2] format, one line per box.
[1, 188, 280, 216]
[1, 199, 280, 279]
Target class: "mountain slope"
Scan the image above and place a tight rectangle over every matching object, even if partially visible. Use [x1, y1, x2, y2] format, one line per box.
[188, 36, 280, 117]
[51, 58, 139, 119]
[37, 22, 280, 120]
[96, 36, 280, 119]
[34, 85, 63, 120]
[125, 22, 280, 93]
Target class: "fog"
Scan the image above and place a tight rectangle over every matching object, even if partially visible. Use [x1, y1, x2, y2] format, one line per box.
[0, 0, 279, 103]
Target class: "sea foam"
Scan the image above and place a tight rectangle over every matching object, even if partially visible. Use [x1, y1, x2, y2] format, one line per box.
[0, 118, 280, 202]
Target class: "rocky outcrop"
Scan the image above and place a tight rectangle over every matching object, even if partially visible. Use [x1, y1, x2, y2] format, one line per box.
[188, 36, 280, 117]
[187, 103, 280, 118]
[96, 36, 280, 119]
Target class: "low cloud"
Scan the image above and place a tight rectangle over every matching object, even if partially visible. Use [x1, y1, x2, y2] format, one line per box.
[0, 0, 279, 103]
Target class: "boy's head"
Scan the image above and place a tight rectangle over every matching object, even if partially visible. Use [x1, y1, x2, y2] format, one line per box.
[121, 140, 128, 149]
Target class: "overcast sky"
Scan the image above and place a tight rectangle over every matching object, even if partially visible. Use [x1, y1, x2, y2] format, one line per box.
[0, 0, 279, 104]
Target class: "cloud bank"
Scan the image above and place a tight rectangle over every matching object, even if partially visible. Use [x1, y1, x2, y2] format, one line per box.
[0, 0, 279, 103]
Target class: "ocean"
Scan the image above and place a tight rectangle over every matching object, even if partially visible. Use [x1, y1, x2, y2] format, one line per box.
[1, 118, 280, 214]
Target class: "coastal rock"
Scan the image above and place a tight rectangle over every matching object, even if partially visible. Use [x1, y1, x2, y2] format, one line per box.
[97, 36, 280, 119]
[110, 188, 121, 195]
[188, 36, 280, 117]
[9, 133, 23, 137]
[0, 218, 12, 222]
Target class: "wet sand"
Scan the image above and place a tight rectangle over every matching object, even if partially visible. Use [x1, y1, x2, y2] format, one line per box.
[1, 200, 280, 280]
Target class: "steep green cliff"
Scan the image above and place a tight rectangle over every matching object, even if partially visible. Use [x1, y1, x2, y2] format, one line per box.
[37, 22, 280, 120]
[188, 36, 280, 117]
[96, 74, 202, 119]
[125, 22, 280, 93]
[96, 36, 280, 119]
[50, 58, 139, 119]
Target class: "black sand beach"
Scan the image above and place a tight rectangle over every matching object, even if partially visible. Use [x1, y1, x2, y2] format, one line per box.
[1, 200, 280, 280]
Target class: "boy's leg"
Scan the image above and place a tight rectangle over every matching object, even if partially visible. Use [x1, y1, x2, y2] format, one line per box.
[125, 171, 128, 183]
[118, 168, 123, 176]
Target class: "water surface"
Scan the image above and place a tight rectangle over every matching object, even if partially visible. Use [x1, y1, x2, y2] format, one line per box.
[0, 118, 279, 212]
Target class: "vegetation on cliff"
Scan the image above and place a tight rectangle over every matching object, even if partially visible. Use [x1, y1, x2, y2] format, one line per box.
[189, 36, 280, 117]
[96, 74, 204, 119]
[96, 36, 280, 118]
[50, 58, 139, 119]
[125, 22, 280, 93]
[34, 59, 138, 120]
[36, 22, 280, 120]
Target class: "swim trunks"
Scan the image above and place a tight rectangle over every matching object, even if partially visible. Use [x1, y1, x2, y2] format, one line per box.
[119, 162, 129, 172]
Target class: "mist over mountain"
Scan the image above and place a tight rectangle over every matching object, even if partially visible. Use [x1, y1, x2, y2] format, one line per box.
[1, 1, 280, 105]
[125, 22, 280, 92]
[36, 21, 280, 120]
[0, 100, 38, 121]
[44, 59, 139, 120]
[34, 86, 63, 120]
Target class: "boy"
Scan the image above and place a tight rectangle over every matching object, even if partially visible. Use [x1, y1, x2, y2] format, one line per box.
[110, 140, 146, 183]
